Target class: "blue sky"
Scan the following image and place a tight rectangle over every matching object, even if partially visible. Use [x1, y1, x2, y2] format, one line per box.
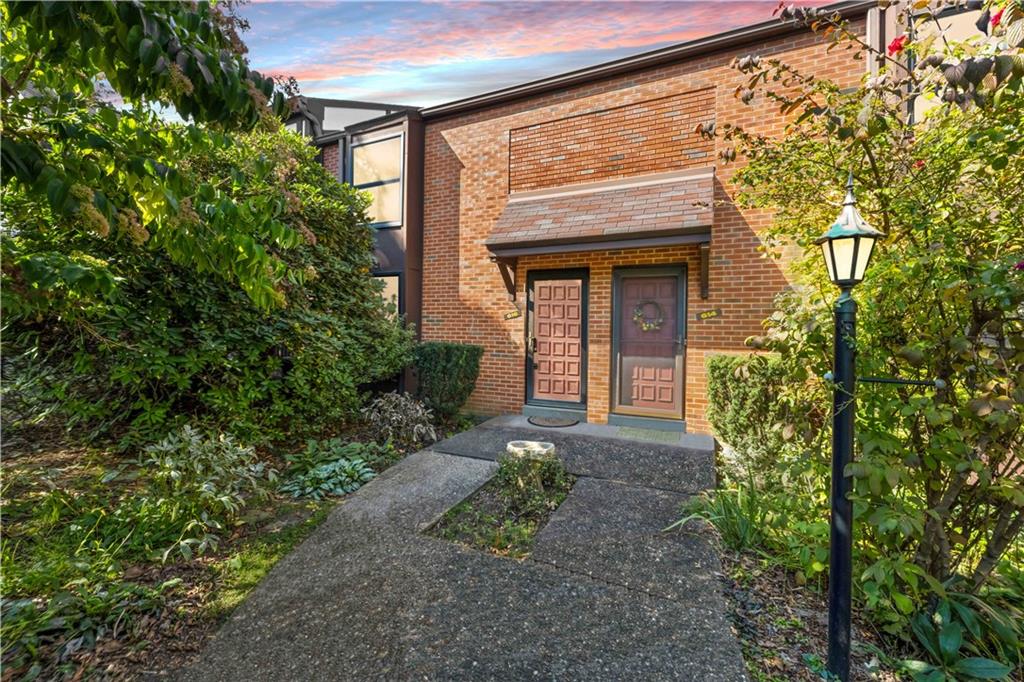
[239, 1, 829, 107]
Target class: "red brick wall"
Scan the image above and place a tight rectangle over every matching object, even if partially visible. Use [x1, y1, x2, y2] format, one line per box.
[320, 141, 340, 178]
[421, 21, 866, 433]
[509, 88, 714, 192]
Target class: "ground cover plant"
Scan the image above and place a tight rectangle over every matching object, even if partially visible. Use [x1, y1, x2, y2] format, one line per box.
[430, 452, 575, 558]
[0, 423, 425, 678]
[676, 1, 1024, 679]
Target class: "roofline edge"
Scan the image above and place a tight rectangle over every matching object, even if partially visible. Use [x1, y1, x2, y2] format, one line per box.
[421, 0, 875, 120]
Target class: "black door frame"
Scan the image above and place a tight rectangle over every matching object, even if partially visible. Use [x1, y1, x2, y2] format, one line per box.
[524, 268, 589, 410]
[610, 264, 688, 420]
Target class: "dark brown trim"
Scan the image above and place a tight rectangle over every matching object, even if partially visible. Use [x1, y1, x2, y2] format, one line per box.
[699, 243, 710, 300]
[421, 0, 875, 120]
[490, 256, 518, 300]
[488, 231, 710, 259]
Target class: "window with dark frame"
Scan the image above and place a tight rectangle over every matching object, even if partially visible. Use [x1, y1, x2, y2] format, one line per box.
[375, 273, 401, 317]
[350, 134, 403, 228]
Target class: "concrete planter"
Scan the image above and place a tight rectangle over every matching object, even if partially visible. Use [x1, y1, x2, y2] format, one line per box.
[506, 440, 556, 459]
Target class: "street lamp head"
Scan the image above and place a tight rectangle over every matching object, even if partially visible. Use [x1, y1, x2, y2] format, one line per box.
[815, 173, 884, 289]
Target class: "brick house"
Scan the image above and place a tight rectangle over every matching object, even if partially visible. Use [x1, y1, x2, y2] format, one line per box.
[305, 0, 912, 433]
[412, 0, 897, 434]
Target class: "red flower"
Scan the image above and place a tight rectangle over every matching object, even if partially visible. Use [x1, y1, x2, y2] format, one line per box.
[887, 34, 909, 57]
[991, 7, 1004, 27]
[913, 159, 926, 169]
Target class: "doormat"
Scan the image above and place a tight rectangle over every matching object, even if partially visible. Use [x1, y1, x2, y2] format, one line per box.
[527, 416, 579, 428]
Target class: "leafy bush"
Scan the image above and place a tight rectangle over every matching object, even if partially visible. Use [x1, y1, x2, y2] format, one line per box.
[278, 438, 384, 500]
[682, 4, 1024, 673]
[143, 426, 275, 511]
[138, 426, 276, 559]
[2, 130, 413, 448]
[902, 588, 1021, 681]
[361, 392, 438, 447]
[412, 341, 484, 419]
[494, 452, 573, 516]
[278, 458, 376, 500]
[431, 453, 574, 558]
[705, 354, 810, 482]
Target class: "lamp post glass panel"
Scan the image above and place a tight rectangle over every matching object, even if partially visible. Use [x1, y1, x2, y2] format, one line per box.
[815, 174, 882, 682]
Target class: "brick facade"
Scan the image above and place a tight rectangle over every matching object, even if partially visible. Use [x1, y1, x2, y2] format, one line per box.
[420, 21, 865, 434]
[320, 141, 340, 178]
[509, 88, 715, 192]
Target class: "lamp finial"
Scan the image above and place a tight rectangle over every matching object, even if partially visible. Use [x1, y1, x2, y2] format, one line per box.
[844, 171, 856, 206]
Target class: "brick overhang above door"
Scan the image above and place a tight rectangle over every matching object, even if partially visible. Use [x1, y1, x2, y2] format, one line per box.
[486, 167, 713, 258]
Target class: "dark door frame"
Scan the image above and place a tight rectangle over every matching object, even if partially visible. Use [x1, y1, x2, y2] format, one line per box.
[610, 264, 688, 420]
[525, 268, 589, 410]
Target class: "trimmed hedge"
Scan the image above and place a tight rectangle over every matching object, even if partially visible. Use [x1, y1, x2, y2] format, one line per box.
[413, 341, 484, 419]
[705, 353, 788, 473]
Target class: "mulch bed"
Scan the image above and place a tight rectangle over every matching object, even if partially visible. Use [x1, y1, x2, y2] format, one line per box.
[719, 549, 901, 681]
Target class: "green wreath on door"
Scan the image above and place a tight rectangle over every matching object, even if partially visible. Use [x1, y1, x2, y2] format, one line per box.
[631, 300, 664, 332]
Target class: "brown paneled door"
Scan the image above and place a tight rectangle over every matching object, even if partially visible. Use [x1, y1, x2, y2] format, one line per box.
[613, 267, 686, 420]
[527, 272, 587, 407]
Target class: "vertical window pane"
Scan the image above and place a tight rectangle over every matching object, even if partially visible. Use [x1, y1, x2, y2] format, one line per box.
[831, 237, 856, 282]
[375, 275, 400, 316]
[363, 182, 402, 225]
[853, 237, 875, 281]
[352, 137, 402, 185]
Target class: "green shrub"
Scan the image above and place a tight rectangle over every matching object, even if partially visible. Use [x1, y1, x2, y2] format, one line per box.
[278, 458, 375, 500]
[705, 353, 826, 481]
[361, 391, 438, 448]
[133, 426, 277, 560]
[284, 438, 395, 475]
[2, 130, 413, 448]
[494, 452, 573, 516]
[431, 453, 574, 557]
[412, 341, 484, 419]
[278, 438, 383, 500]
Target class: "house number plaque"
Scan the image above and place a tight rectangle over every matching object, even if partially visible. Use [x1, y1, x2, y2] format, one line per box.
[696, 308, 722, 321]
[504, 309, 522, 320]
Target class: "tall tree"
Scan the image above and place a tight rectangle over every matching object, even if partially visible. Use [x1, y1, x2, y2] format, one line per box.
[1, 1, 295, 309]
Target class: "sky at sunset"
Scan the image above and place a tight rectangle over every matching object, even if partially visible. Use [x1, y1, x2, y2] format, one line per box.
[239, 1, 832, 107]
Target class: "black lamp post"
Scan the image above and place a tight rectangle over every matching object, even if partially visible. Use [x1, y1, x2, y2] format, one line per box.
[815, 173, 883, 682]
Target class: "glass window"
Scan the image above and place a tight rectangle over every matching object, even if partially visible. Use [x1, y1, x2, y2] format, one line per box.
[375, 275, 400, 317]
[352, 137, 402, 184]
[363, 183, 402, 225]
[351, 135, 403, 227]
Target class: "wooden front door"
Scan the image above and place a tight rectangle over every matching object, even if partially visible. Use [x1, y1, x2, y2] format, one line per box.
[527, 271, 587, 406]
[612, 267, 686, 420]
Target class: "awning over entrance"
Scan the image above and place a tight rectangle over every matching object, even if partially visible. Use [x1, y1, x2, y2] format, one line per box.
[486, 168, 713, 258]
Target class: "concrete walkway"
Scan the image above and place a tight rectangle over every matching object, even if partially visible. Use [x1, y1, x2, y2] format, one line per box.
[182, 419, 748, 681]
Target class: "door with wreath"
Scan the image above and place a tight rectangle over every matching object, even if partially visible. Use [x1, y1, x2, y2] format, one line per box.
[612, 266, 686, 420]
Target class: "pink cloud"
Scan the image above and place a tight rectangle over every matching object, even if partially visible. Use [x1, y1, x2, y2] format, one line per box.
[264, 1, 833, 83]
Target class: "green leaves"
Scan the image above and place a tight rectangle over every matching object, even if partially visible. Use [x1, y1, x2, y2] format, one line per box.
[2, 0, 297, 311]
[3, 127, 413, 447]
[952, 657, 1013, 679]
